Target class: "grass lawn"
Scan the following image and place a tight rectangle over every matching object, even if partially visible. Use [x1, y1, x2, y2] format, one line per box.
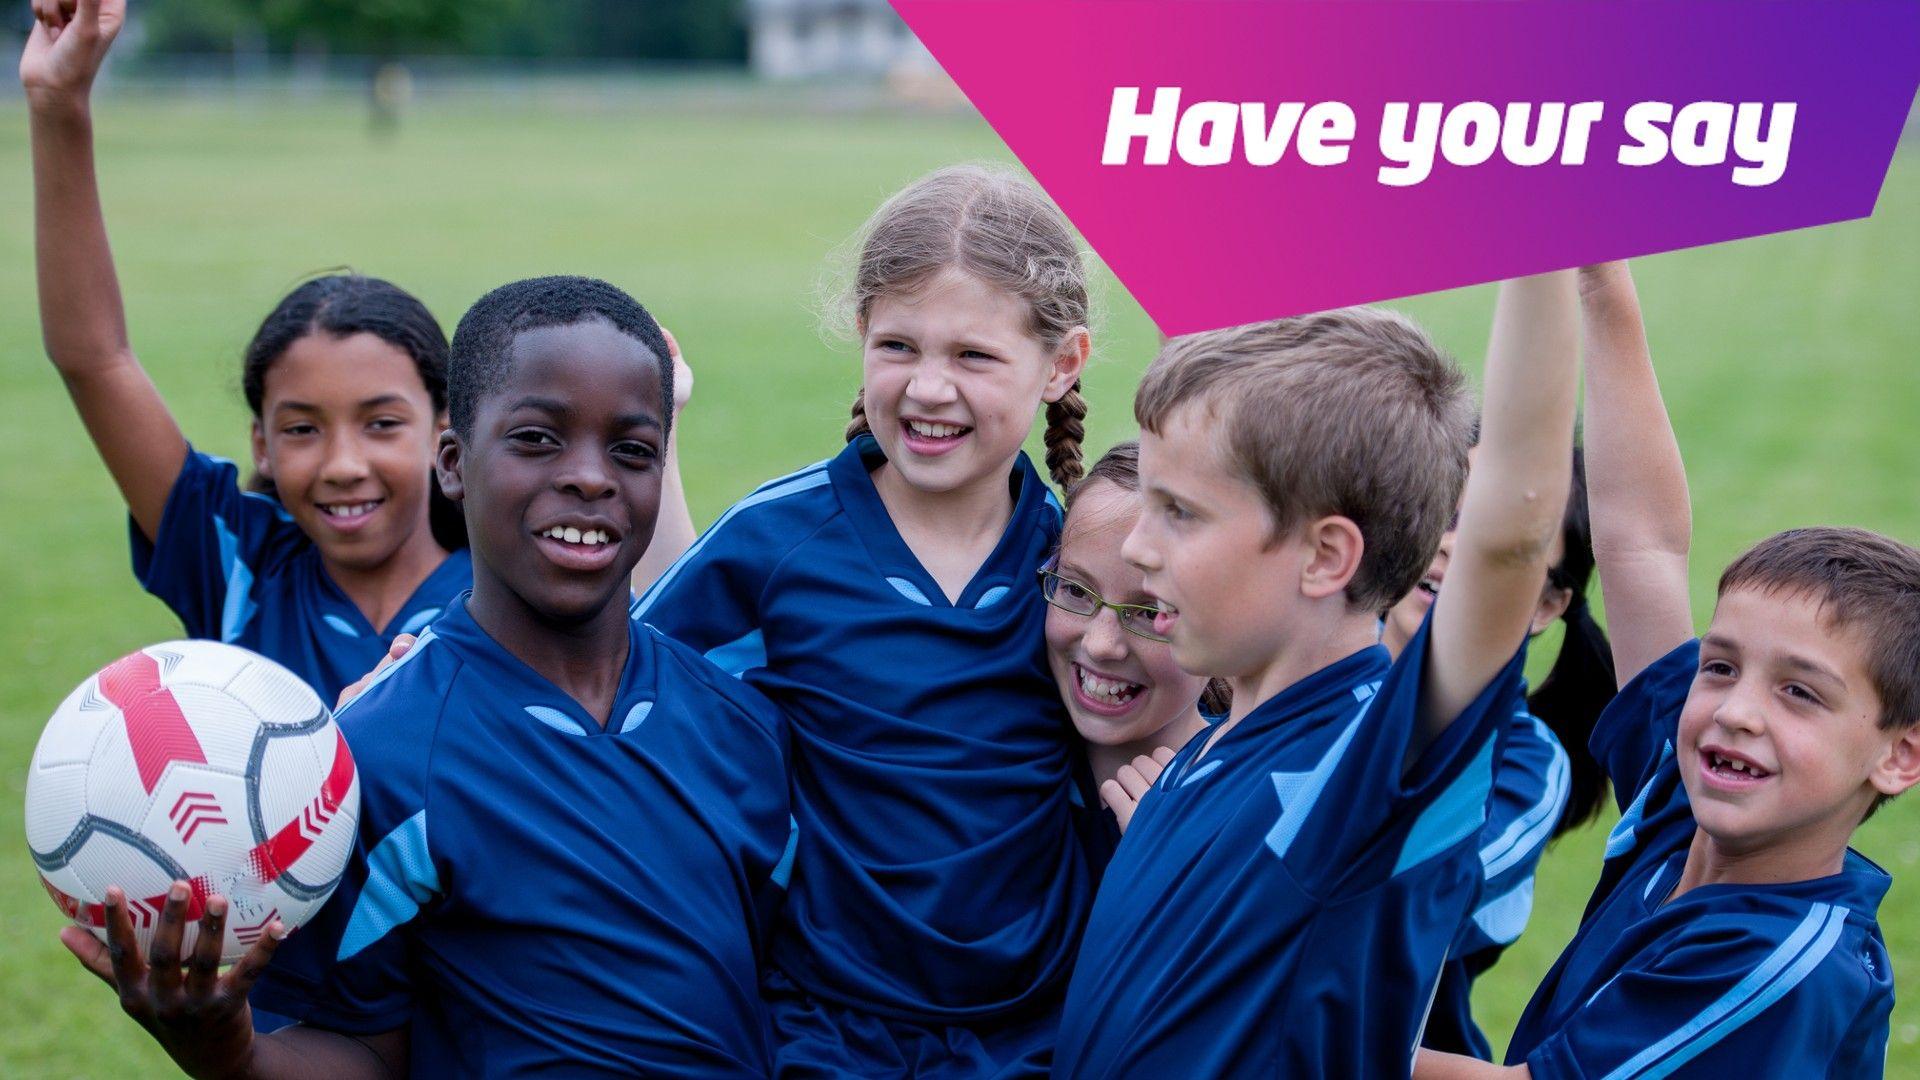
[0, 90, 1915, 1074]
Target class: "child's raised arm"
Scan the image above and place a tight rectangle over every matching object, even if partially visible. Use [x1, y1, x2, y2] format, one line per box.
[1424, 271, 1580, 744]
[631, 328, 696, 594]
[1578, 262, 1693, 685]
[23, 0, 188, 541]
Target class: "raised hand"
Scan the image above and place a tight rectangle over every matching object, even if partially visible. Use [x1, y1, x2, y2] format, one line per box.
[661, 326, 693, 416]
[1099, 746, 1177, 833]
[61, 881, 283, 1080]
[21, 0, 127, 106]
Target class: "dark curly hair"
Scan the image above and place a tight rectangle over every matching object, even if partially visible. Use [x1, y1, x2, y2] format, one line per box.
[446, 275, 673, 440]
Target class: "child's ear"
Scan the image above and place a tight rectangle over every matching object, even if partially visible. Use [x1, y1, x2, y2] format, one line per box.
[250, 420, 273, 482]
[435, 430, 466, 502]
[1042, 326, 1092, 403]
[1298, 514, 1365, 601]
[1531, 582, 1574, 636]
[1869, 724, 1920, 801]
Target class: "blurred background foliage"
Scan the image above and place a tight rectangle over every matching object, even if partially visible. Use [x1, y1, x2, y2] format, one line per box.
[6, 0, 750, 61]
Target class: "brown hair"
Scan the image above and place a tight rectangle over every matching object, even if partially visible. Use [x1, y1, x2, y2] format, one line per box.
[838, 163, 1090, 490]
[1134, 310, 1474, 614]
[1719, 527, 1920, 817]
[1719, 527, 1920, 730]
[1066, 441, 1233, 716]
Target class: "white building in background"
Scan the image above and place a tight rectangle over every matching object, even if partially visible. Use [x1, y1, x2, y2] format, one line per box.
[744, 0, 939, 80]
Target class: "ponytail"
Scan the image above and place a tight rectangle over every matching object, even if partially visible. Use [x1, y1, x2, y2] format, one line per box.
[1530, 588, 1615, 835]
[1533, 444, 1613, 837]
[1044, 379, 1088, 491]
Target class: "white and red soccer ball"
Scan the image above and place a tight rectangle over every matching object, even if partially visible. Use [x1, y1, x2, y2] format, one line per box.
[24, 641, 360, 962]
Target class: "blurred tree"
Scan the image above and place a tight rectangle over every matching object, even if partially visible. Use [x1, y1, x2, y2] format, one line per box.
[259, 0, 520, 57]
[140, 0, 262, 53]
[134, 0, 747, 61]
[479, 0, 746, 62]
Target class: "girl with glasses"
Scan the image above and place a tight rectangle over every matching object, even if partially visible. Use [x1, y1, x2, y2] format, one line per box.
[1042, 441, 1227, 832]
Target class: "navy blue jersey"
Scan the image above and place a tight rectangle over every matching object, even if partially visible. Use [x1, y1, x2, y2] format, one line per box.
[130, 448, 470, 702]
[632, 436, 1095, 1023]
[1054, 615, 1527, 1078]
[1422, 702, 1571, 1058]
[251, 595, 791, 1077]
[1506, 641, 1893, 1078]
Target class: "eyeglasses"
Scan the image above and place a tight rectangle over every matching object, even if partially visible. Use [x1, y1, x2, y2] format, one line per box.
[1037, 564, 1170, 643]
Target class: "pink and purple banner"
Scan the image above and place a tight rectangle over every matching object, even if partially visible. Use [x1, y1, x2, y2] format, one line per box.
[893, 1, 1920, 334]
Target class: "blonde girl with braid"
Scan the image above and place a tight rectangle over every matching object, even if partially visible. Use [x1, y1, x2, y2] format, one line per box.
[633, 164, 1099, 1078]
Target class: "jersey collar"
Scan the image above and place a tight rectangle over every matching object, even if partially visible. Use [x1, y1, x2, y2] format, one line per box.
[1641, 845, 1893, 917]
[309, 546, 474, 640]
[431, 591, 657, 736]
[828, 434, 1052, 610]
[1233, 644, 1392, 741]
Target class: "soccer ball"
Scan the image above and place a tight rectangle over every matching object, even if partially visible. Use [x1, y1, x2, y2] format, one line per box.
[25, 641, 360, 963]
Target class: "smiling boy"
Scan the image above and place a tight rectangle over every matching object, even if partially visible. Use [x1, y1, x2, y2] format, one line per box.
[63, 277, 792, 1078]
[1052, 274, 1581, 1077]
[1417, 263, 1919, 1080]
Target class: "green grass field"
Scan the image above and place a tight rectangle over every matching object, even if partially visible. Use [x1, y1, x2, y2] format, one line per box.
[1, 91, 1915, 1075]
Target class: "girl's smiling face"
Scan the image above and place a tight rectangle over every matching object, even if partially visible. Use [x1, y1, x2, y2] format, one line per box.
[440, 318, 665, 626]
[1046, 480, 1209, 746]
[861, 267, 1085, 496]
[250, 331, 443, 573]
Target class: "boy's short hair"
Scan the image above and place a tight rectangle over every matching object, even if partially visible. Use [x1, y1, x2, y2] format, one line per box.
[1134, 309, 1474, 614]
[1719, 527, 1920, 734]
[447, 275, 673, 437]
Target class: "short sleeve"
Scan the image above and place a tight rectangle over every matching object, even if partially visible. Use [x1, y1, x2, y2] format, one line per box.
[1286, 612, 1528, 896]
[631, 477, 827, 662]
[250, 659, 449, 1033]
[1457, 709, 1569, 953]
[129, 448, 307, 643]
[1590, 640, 1700, 812]
[1524, 907, 1871, 1080]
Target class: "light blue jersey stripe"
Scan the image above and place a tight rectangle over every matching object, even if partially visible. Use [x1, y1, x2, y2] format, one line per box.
[1265, 681, 1381, 861]
[631, 460, 831, 619]
[338, 810, 440, 961]
[1394, 730, 1498, 876]
[1606, 741, 1673, 859]
[1600, 903, 1849, 1080]
[1480, 715, 1572, 878]
[1471, 876, 1537, 946]
[212, 514, 259, 643]
[704, 630, 767, 676]
[334, 627, 439, 718]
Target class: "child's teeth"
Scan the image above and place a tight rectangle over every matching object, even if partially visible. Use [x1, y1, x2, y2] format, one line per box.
[543, 526, 614, 545]
[1078, 669, 1142, 704]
